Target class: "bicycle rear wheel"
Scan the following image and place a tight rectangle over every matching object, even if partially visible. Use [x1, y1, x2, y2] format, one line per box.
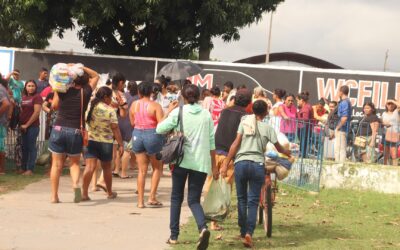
[258, 206, 263, 225]
[263, 185, 273, 237]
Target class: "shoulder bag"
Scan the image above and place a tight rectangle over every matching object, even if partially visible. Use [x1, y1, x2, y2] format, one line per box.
[354, 118, 367, 148]
[158, 106, 185, 165]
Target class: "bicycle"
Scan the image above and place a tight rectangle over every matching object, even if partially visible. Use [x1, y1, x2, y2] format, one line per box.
[258, 170, 278, 238]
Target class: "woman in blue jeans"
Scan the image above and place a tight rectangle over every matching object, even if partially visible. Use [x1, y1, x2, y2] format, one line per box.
[19, 80, 43, 175]
[156, 84, 218, 250]
[221, 100, 290, 248]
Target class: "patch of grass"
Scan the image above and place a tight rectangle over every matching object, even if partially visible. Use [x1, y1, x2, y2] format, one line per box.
[173, 185, 400, 249]
[0, 160, 49, 194]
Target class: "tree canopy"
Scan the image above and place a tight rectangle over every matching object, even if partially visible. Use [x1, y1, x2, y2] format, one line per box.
[0, 0, 283, 60]
[0, 0, 74, 48]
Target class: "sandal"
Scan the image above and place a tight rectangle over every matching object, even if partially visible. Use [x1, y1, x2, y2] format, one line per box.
[112, 172, 120, 178]
[166, 238, 178, 245]
[81, 197, 91, 202]
[74, 188, 82, 203]
[107, 191, 118, 199]
[147, 201, 163, 207]
[96, 184, 107, 193]
[120, 175, 133, 179]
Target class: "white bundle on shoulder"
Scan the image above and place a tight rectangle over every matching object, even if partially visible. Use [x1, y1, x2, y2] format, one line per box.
[49, 63, 84, 93]
[266, 132, 290, 152]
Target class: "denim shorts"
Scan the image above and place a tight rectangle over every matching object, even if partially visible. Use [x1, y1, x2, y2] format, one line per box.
[132, 128, 164, 155]
[49, 126, 83, 156]
[84, 140, 113, 162]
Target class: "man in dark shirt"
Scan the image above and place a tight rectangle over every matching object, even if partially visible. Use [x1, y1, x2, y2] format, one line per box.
[205, 89, 252, 230]
[36, 67, 49, 94]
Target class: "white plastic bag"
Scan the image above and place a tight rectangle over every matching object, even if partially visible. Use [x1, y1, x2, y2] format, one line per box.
[203, 177, 231, 222]
[49, 63, 84, 93]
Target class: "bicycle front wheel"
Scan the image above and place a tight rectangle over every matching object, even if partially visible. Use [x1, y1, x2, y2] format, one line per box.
[263, 185, 273, 237]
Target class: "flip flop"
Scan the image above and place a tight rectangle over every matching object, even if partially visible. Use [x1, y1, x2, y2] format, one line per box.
[107, 191, 118, 199]
[81, 197, 91, 202]
[74, 188, 82, 203]
[112, 172, 120, 178]
[166, 238, 178, 245]
[120, 175, 133, 179]
[96, 184, 107, 193]
[147, 201, 163, 207]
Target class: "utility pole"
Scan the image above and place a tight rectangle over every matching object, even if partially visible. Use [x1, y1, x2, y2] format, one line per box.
[383, 49, 389, 72]
[265, 11, 274, 64]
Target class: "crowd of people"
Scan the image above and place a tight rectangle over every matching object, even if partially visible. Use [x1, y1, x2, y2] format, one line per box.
[1, 65, 400, 249]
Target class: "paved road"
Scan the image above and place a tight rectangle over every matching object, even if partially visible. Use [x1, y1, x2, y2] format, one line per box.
[0, 170, 190, 250]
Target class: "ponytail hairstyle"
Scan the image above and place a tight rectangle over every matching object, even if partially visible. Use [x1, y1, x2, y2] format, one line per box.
[274, 88, 286, 99]
[297, 91, 310, 102]
[86, 86, 113, 124]
[182, 84, 200, 104]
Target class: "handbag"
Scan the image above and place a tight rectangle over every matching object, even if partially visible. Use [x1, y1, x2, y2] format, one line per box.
[80, 88, 89, 147]
[354, 136, 367, 148]
[354, 118, 367, 148]
[158, 106, 185, 165]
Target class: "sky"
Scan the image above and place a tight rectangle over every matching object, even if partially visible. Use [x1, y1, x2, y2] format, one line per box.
[48, 0, 400, 72]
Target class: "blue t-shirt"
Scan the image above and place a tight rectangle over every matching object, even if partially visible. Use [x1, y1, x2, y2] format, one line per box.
[337, 98, 352, 132]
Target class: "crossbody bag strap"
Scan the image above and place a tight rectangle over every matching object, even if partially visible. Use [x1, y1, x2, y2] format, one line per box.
[80, 88, 84, 130]
[356, 117, 366, 136]
[178, 105, 183, 133]
[254, 119, 264, 154]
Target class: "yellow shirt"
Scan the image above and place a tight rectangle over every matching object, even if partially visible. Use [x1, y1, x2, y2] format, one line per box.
[88, 102, 118, 143]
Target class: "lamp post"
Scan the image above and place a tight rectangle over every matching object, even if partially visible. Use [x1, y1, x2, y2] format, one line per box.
[265, 11, 274, 64]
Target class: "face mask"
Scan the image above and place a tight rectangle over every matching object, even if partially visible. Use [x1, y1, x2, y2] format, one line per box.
[166, 93, 178, 102]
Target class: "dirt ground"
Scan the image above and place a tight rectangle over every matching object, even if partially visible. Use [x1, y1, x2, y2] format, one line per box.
[0, 170, 190, 250]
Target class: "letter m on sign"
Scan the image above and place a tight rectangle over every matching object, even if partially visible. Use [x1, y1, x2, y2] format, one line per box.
[189, 74, 214, 89]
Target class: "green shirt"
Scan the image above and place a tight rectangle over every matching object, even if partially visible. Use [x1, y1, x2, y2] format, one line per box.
[156, 104, 215, 174]
[9, 77, 24, 104]
[234, 116, 278, 164]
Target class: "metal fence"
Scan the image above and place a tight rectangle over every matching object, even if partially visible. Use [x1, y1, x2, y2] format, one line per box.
[329, 118, 400, 166]
[4, 112, 47, 170]
[266, 117, 325, 192]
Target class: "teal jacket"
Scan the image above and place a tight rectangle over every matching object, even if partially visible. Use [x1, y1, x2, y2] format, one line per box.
[156, 104, 215, 174]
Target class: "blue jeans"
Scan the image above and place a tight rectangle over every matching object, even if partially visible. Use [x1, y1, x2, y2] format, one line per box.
[21, 126, 40, 171]
[234, 160, 265, 237]
[170, 166, 207, 240]
[132, 128, 164, 155]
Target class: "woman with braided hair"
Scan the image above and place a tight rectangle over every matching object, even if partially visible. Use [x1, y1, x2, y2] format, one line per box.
[81, 86, 124, 201]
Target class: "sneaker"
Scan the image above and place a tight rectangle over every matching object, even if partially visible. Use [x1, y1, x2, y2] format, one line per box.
[197, 228, 210, 250]
[243, 234, 253, 248]
[74, 187, 82, 203]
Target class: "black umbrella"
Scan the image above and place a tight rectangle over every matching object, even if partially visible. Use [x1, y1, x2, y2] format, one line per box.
[157, 61, 202, 81]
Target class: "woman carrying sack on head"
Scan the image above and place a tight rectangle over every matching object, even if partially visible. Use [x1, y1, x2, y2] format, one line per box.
[220, 100, 290, 249]
[157, 84, 218, 250]
[49, 65, 99, 203]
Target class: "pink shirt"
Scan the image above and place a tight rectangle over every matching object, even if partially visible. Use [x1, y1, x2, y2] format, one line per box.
[134, 100, 158, 129]
[280, 104, 297, 134]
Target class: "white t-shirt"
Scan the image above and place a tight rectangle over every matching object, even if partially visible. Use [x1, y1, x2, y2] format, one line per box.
[382, 110, 400, 133]
[269, 101, 283, 133]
